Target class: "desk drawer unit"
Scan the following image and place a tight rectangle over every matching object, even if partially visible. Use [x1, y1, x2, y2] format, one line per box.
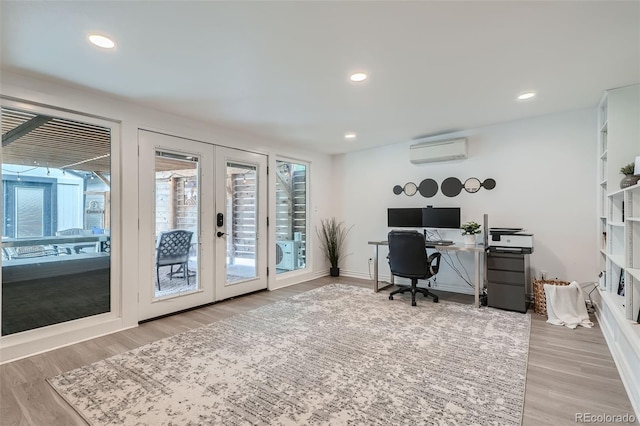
[487, 252, 529, 313]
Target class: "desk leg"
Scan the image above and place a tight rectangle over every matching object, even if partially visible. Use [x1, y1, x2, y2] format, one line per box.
[474, 251, 480, 308]
[373, 244, 379, 292]
[371, 243, 394, 293]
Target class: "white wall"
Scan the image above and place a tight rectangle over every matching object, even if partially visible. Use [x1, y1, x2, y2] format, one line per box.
[336, 108, 598, 293]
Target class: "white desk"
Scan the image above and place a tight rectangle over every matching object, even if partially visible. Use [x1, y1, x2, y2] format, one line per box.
[368, 240, 486, 307]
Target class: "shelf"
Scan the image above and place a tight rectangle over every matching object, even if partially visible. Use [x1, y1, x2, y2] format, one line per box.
[608, 187, 626, 197]
[628, 268, 640, 281]
[600, 180, 607, 186]
[599, 215, 607, 220]
[609, 221, 624, 227]
[607, 254, 625, 268]
[598, 291, 640, 358]
[608, 290, 625, 310]
[627, 217, 640, 222]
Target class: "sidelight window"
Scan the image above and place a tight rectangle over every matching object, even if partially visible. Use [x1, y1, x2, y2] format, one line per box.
[274, 159, 308, 273]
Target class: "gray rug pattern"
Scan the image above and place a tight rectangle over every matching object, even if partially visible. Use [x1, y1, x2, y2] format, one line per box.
[49, 284, 531, 425]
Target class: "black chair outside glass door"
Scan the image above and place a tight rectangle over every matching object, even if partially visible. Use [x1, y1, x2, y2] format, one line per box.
[156, 230, 194, 290]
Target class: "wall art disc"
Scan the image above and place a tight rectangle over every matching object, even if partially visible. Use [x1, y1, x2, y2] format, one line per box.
[464, 177, 481, 193]
[482, 178, 496, 190]
[418, 178, 438, 198]
[441, 177, 463, 197]
[403, 182, 418, 196]
[393, 185, 403, 195]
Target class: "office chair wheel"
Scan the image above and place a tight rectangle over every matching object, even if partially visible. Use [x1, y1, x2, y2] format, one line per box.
[389, 295, 394, 300]
[412, 301, 417, 306]
[433, 296, 439, 303]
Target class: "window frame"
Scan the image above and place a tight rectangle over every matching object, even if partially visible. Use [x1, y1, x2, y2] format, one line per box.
[0, 97, 122, 344]
[274, 156, 310, 275]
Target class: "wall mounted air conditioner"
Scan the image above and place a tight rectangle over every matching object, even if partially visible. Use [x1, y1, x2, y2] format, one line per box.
[276, 240, 300, 271]
[409, 137, 467, 164]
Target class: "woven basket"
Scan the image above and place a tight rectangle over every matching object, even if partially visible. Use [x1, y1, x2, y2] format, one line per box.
[533, 279, 571, 315]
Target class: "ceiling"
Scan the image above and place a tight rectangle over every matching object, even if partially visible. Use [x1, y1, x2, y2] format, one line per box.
[1, 1, 638, 155]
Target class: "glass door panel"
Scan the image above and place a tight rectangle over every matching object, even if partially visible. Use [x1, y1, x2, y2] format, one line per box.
[225, 162, 257, 283]
[215, 147, 267, 300]
[154, 151, 199, 298]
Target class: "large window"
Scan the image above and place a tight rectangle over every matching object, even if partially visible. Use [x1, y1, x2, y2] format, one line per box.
[274, 159, 307, 273]
[1, 106, 112, 336]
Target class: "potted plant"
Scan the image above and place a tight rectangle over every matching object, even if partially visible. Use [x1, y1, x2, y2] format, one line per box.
[461, 221, 481, 245]
[620, 162, 640, 189]
[316, 217, 352, 277]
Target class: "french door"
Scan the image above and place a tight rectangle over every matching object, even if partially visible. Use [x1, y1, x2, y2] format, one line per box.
[214, 146, 268, 300]
[138, 131, 267, 321]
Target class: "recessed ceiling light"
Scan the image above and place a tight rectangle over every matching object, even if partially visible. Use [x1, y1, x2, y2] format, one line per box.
[350, 72, 367, 82]
[517, 91, 536, 100]
[88, 34, 116, 49]
[344, 132, 357, 140]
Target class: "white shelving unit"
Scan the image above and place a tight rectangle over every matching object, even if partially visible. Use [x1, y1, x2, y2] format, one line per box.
[597, 94, 608, 273]
[594, 84, 640, 417]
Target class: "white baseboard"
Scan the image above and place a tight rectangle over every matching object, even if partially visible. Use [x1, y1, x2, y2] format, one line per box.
[339, 270, 372, 281]
[269, 269, 327, 291]
[1, 317, 129, 364]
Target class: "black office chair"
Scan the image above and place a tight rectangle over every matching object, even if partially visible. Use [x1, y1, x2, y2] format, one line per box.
[388, 230, 441, 306]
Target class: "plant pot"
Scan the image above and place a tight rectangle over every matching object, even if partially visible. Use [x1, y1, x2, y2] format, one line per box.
[463, 234, 476, 245]
[620, 174, 640, 189]
[329, 267, 340, 277]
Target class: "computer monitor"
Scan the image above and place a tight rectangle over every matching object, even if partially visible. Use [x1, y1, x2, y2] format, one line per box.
[422, 206, 461, 229]
[387, 207, 461, 229]
[387, 208, 423, 227]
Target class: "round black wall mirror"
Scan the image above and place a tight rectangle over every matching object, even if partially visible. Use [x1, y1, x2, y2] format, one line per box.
[482, 178, 496, 190]
[441, 177, 463, 197]
[418, 178, 438, 198]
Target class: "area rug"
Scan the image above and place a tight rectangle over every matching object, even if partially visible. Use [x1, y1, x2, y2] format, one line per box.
[48, 284, 531, 425]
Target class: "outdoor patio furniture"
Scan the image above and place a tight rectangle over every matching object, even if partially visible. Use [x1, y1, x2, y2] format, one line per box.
[156, 230, 193, 290]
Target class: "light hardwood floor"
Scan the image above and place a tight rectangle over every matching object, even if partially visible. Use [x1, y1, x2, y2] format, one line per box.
[0, 276, 636, 425]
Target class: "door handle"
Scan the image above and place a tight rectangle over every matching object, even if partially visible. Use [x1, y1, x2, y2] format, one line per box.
[217, 231, 226, 237]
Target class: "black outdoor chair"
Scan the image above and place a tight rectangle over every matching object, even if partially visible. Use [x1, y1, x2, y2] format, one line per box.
[156, 230, 194, 290]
